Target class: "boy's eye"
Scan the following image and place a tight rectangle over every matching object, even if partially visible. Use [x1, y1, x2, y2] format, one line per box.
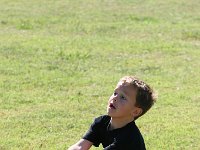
[120, 95, 126, 100]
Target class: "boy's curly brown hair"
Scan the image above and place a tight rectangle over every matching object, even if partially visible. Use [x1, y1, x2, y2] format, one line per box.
[119, 76, 157, 120]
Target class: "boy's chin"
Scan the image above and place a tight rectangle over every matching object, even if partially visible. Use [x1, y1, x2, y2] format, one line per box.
[107, 110, 114, 117]
[106, 110, 111, 116]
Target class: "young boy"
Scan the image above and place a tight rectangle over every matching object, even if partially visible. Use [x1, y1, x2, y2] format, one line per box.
[68, 76, 156, 150]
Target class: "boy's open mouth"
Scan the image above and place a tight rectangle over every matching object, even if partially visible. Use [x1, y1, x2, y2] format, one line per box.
[109, 103, 116, 109]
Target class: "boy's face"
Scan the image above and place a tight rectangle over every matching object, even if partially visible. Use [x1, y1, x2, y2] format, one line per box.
[107, 81, 142, 120]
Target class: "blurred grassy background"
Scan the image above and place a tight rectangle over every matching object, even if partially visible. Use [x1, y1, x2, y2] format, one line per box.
[0, 0, 200, 149]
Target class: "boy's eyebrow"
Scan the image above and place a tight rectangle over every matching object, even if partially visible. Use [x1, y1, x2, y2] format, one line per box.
[115, 88, 130, 99]
[121, 89, 130, 98]
[115, 84, 133, 95]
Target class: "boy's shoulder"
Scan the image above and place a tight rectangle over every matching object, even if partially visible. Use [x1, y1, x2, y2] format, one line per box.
[89, 115, 110, 131]
[94, 115, 110, 124]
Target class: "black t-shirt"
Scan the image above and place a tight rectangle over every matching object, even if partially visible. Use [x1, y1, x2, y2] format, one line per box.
[83, 115, 146, 150]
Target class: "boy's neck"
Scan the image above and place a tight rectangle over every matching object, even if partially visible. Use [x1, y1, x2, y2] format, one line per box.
[109, 117, 134, 130]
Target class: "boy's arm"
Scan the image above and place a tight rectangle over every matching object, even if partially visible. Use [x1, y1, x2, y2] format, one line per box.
[68, 139, 93, 150]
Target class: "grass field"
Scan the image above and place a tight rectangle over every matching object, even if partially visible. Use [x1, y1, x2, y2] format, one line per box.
[0, 0, 200, 149]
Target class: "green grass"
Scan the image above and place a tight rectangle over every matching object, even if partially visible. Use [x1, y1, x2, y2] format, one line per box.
[0, 0, 200, 149]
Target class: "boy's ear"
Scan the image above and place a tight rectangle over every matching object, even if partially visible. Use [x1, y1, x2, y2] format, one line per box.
[132, 107, 142, 118]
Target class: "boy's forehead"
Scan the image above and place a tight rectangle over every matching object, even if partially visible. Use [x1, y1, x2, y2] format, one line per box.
[115, 81, 137, 99]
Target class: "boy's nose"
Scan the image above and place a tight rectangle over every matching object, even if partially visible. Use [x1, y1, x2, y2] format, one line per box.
[113, 96, 117, 102]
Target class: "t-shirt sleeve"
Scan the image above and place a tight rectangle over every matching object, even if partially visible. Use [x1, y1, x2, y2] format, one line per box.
[82, 116, 103, 147]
